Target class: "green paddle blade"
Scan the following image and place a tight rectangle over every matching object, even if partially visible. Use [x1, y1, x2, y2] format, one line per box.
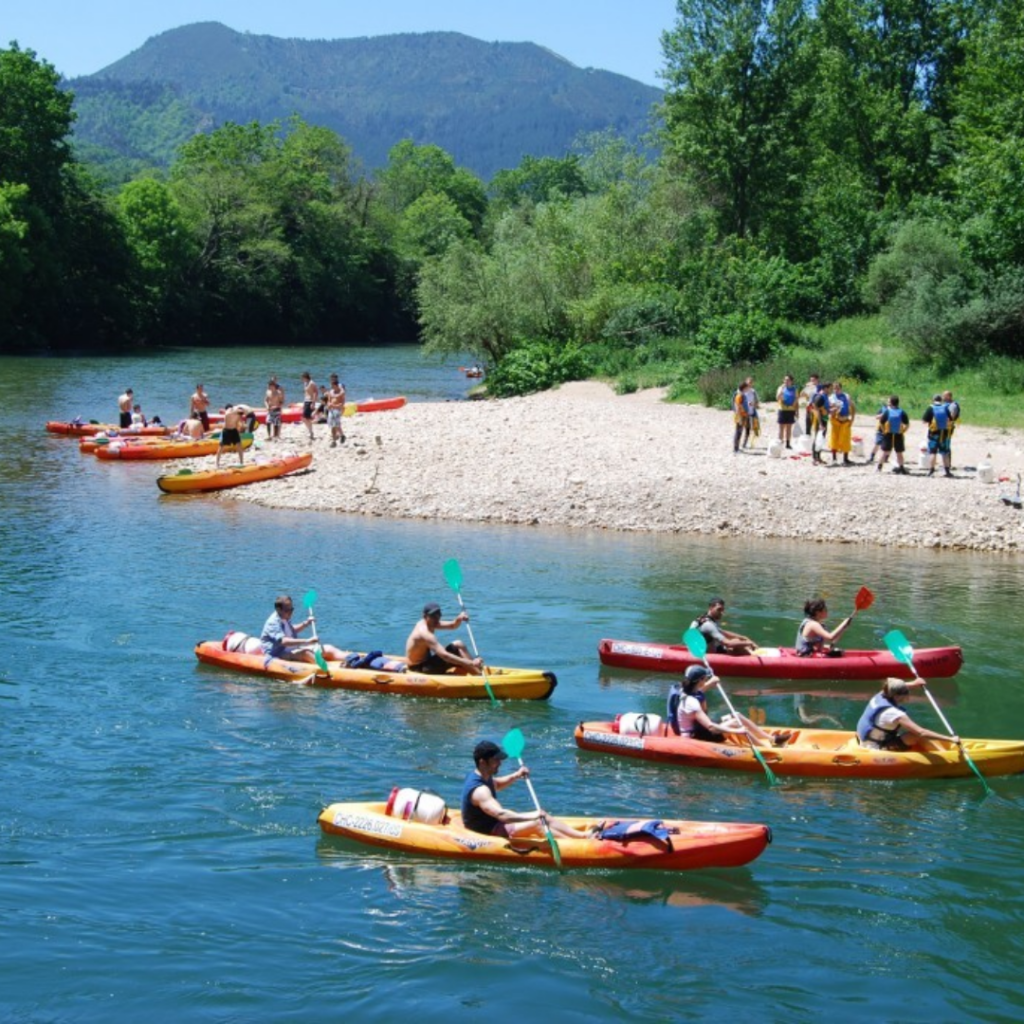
[884, 629, 913, 666]
[315, 648, 329, 672]
[501, 727, 525, 759]
[683, 627, 708, 659]
[303, 589, 318, 611]
[442, 558, 463, 592]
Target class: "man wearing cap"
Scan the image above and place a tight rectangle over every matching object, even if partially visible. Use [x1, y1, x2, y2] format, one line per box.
[461, 740, 593, 839]
[405, 603, 483, 674]
[689, 598, 759, 656]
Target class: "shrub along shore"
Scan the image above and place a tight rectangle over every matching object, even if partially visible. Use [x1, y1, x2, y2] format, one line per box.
[225, 383, 1024, 554]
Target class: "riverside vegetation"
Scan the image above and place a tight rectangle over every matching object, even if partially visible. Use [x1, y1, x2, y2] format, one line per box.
[3, 2, 1024, 427]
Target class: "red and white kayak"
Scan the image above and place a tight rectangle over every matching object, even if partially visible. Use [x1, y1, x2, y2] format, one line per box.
[598, 638, 963, 680]
[46, 420, 169, 437]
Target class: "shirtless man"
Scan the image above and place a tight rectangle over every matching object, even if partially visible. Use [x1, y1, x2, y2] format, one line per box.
[326, 375, 347, 447]
[118, 389, 134, 429]
[301, 372, 318, 440]
[177, 417, 204, 440]
[265, 377, 285, 441]
[190, 383, 211, 432]
[405, 602, 483, 675]
[216, 404, 251, 468]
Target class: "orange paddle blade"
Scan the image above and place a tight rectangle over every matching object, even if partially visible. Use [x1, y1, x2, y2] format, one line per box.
[854, 586, 874, 612]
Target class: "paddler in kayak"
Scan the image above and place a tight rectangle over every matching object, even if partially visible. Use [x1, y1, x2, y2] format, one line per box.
[216, 403, 251, 468]
[405, 603, 483, 675]
[462, 739, 595, 839]
[689, 598, 759, 655]
[795, 598, 852, 657]
[667, 666, 789, 746]
[857, 678, 959, 750]
[260, 595, 347, 664]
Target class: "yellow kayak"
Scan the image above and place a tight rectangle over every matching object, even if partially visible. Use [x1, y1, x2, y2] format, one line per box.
[158, 452, 312, 492]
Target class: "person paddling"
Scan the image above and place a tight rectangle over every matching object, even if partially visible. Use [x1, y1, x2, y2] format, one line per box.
[667, 666, 787, 746]
[405, 602, 482, 675]
[796, 598, 851, 657]
[857, 678, 959, 750]
[689, 598, 759, 656]
[259, 594, 346, 664]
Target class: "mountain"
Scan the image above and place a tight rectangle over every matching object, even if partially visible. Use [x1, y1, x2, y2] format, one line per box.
[67, 22, 663, 181]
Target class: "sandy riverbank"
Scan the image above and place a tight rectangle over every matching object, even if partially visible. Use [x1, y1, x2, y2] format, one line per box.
[223, 382, 1024, 553]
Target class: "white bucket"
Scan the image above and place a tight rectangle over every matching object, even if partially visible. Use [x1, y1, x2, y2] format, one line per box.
[978, 461, 995, 485]
[617, 712, 663, 736]
[797, 434, 814, 455]
[851, 437, 864, 459]
[386, 787, 447, 824]
[767, 439, 784, 459]
[918, 444, 931, 470]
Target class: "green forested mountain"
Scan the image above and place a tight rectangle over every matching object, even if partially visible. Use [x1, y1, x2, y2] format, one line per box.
[67, 22, 662, 179]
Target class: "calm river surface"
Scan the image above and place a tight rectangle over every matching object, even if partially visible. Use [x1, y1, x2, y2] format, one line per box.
[2, 346, 1023, 1022]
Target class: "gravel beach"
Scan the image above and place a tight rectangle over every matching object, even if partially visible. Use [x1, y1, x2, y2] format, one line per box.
[225, 382, 1024, 554]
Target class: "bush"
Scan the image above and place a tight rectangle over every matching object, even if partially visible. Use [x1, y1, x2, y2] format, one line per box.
[486, 340, 591, 397]
[691, 311, 791, 372]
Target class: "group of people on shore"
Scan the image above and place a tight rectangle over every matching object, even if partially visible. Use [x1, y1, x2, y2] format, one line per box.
[734, 374, 961, 476]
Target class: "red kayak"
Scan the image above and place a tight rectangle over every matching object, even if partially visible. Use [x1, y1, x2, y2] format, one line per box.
[597, 638, 963, 680]
[46, 421, 169, 437]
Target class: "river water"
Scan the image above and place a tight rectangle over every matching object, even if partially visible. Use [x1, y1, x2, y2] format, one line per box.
[2, 346, 1023, 1022]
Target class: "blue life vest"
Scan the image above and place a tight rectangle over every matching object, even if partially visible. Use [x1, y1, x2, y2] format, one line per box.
[856, 694, 903, 745]
[929, 402, 949, 433]
[883, 408, 905, 435]
[461, 771, 500, 834]
[833, 392, 851, 419]
[779, 385, 797, 410]
[666, 684, 682, 734]
[596, 819, 674, 848]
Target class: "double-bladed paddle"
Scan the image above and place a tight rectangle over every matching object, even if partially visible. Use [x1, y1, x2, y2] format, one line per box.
[302, 588, 330, 673]
[501, 727, 562, 869]
[884, 629, 991, 795]
[682, 627, 779, 786]
[442, 558, 498, 705]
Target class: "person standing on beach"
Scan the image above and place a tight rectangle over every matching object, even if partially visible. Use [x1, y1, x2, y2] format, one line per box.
[326, 375, 347, 447]
[732, 381, 751, 454]
[776, 374, 799, 449]
[876, 395, 910, 474]
[743, 376, 760, 448]
[301, 372, 318, 441]
[802, 374, 821, 437]
[827, 381, 856, 465]
[265, 377, 285, 441]
[923, 394, 954, 478]
[216, 404, 251, 468]
[118, 389, 133, 429]
[809, 382, 830, 464]
[190, 384, 211, 432]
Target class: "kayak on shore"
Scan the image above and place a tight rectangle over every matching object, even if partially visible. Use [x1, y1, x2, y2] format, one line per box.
[317, 802, 771, 870]
[47, 420, 170, 437]
[157, 452, 312, 493]
[598, 638, 964, 680]
[194, 640, 557, 700]
[207, 396, 407, 427]
[574, 719, 1024, 779]
[94, 434, 254, 460]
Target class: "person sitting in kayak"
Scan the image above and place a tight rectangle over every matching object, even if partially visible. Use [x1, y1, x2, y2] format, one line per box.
[796, 598, 851, 657]
[462, 739, 594, 839]
[690, 598, 759, 655]
[667, 666, 787, 746]
[260, 595, 347, 664]
[857, 678, 959, 750]
[405, 602, 483, 675]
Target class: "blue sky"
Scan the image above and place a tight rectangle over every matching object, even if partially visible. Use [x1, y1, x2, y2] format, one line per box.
[6, 1, 677, 86]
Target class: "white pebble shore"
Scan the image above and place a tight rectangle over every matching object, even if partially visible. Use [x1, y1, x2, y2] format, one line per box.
[221, 382, 1024, 554]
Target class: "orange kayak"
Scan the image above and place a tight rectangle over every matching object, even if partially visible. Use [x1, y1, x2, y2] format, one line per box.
[574, 720, 1024, 780]
[318, 802, 771, 870]
[94, 434, 254, 460]
[194, 640, 556, 700]
[157, 452, 312, 492]
[47, 421, 169, 437]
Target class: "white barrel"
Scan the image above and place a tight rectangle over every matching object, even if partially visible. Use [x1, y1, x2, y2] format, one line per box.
[851, 437, 864, 459]
[978, 461, 995, 485]
[618, 712, 663, 736]
[918, 443, 931, 469]
[797, 434, 814, 454]
[386, 787, 447, 824]
[767, 439, 784, 459]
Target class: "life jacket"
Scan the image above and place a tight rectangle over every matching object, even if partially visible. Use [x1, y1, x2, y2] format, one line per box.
[666, 684, 682, 735]
[929, 402, 949, 433]
[733, 391, 748, 423]
[594, 819, 674, 849]
[461, 771, 500, 835]
[779, 385, 797, 411]
[856, 694, 903, 746]
[883, 408, 906, 435]
[795, 618, 824, 657]
[743, 390, 758, 416]
[832, 392, 851, 420]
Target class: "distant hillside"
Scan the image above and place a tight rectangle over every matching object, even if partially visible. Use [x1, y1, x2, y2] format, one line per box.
[67, 22, 662, 180]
